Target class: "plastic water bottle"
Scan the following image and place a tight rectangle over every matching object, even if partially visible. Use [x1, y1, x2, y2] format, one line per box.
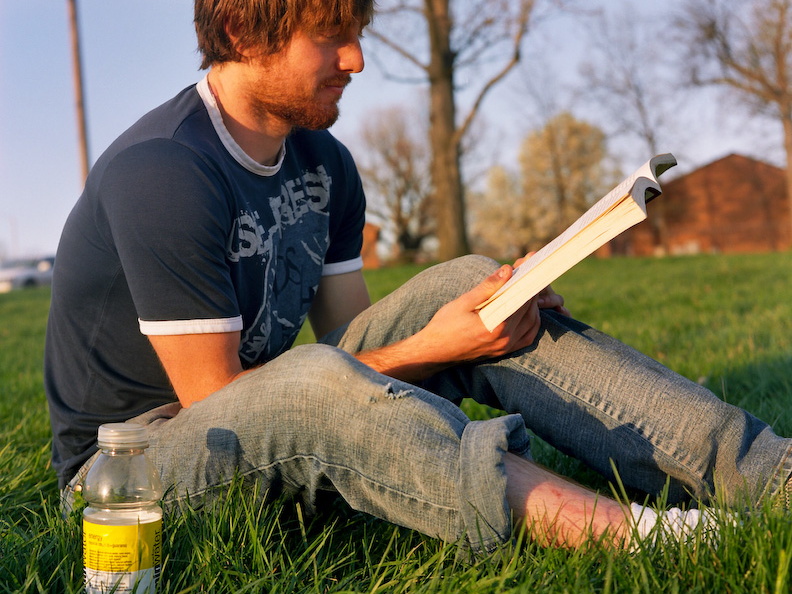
[82, 423, 163, 594]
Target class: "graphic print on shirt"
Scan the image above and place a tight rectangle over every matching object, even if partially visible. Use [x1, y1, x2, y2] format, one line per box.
[228, 165, 332, 366]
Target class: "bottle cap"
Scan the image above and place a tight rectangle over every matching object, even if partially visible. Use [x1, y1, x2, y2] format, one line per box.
[97, 423, 149, 448]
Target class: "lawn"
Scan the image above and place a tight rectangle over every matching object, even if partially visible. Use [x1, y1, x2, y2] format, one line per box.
[2, 252, 792, 593]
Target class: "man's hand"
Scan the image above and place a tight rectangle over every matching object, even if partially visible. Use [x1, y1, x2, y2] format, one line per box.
[536, 285, 570, 317]
[418, 264, 543, 362]
[354, 264, 545, 382]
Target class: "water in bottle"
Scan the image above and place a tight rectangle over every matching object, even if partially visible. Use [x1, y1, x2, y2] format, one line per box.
[82, 423, 163, 594]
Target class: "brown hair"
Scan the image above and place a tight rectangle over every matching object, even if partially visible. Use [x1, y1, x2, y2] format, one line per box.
[194, 0, 375, 69]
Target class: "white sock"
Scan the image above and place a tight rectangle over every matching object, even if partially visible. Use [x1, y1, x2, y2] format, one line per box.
[630, 502, 719, 546]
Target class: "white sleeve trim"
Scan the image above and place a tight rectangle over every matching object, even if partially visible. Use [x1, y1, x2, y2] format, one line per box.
[322, 257, 363, 276]
[139, 316, 244, 336]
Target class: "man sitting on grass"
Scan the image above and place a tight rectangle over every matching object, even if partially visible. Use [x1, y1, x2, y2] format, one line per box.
[45, 0, 791, 553]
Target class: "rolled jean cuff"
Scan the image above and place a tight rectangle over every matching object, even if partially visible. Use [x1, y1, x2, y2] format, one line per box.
[761, 443, 792, 504]
[60, 450, 101, 518]
[457, 413, 531, 553]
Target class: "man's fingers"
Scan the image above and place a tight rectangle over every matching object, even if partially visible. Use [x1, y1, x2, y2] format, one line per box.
[466, 265, 513, 308]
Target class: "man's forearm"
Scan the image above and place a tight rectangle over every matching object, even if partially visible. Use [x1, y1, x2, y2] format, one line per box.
[352, 264, 546, 383]
[353, 331, 455, 384]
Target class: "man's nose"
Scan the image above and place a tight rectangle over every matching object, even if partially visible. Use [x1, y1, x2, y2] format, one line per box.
[339, 37, 364, 73]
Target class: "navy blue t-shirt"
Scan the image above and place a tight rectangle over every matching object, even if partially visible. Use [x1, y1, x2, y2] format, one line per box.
[45, 78, 365, 487]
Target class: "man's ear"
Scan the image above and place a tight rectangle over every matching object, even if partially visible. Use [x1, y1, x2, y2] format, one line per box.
[224, 19, 256, 60]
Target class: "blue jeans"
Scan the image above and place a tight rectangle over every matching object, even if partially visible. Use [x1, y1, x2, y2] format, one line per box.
[115, 256, 792, 552]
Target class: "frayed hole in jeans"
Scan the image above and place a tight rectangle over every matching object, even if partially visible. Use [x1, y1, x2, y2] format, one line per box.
[384, 382, 412, 400]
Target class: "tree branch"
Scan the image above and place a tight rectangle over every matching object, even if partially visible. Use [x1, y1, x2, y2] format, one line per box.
[367, 29, 429, 72]
[454, 2, 531, 144]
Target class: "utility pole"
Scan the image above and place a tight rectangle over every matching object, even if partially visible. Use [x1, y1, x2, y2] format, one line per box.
[67, 0, 90, 181]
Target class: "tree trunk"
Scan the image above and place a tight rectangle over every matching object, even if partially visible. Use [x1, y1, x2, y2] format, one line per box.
[783, 113, 792, 248]
[426, 0, 469, 260]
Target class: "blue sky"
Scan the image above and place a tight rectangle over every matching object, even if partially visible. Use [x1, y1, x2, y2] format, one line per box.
[1, 1, 412, 258]
[0, 0, 777, 259]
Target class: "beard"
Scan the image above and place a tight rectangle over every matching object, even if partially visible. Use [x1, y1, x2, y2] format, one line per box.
[250, 75, 351, 131]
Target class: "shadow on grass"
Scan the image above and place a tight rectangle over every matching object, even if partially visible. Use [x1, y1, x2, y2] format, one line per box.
[709, 354, 792, 437]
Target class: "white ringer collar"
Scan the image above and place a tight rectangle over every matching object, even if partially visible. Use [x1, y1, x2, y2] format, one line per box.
[196, 75, 286, 176]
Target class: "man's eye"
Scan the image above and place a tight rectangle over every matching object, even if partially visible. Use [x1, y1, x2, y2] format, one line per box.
[318, 28, 341, 39]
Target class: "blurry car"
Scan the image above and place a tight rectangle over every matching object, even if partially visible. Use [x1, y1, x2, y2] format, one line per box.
[0, 256, 55, 293]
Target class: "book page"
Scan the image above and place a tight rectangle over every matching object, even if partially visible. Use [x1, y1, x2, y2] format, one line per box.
[476, 153, 676, 327]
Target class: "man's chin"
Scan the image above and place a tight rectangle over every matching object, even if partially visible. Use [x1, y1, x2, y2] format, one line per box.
[263, 99, 340, 131]
[293, 108, 340, 131]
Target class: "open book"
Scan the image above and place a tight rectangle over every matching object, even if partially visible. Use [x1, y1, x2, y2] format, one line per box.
[476, 153, 677, 331]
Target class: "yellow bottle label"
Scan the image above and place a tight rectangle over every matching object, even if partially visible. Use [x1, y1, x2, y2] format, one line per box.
[83, 518, 161, 593]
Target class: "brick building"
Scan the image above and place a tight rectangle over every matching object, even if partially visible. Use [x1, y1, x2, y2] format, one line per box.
[612, 153, 791, 256]
[361, 222, 381, 269]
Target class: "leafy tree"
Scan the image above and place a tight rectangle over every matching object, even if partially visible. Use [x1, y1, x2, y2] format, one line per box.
[471, 112, 618, 259]
[520, 111, 618, 241]
[469, 165, 526, 260]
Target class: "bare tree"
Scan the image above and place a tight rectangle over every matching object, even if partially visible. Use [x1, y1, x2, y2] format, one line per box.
[677, 0, 792, 238]
[357, 105, 434, 263]
[579, 5, 670, 155]
[579, 2, 681, 252]
[368, 0, 545, 260]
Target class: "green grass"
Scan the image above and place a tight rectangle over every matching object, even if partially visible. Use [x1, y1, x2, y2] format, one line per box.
[2, 252, 792, 593]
